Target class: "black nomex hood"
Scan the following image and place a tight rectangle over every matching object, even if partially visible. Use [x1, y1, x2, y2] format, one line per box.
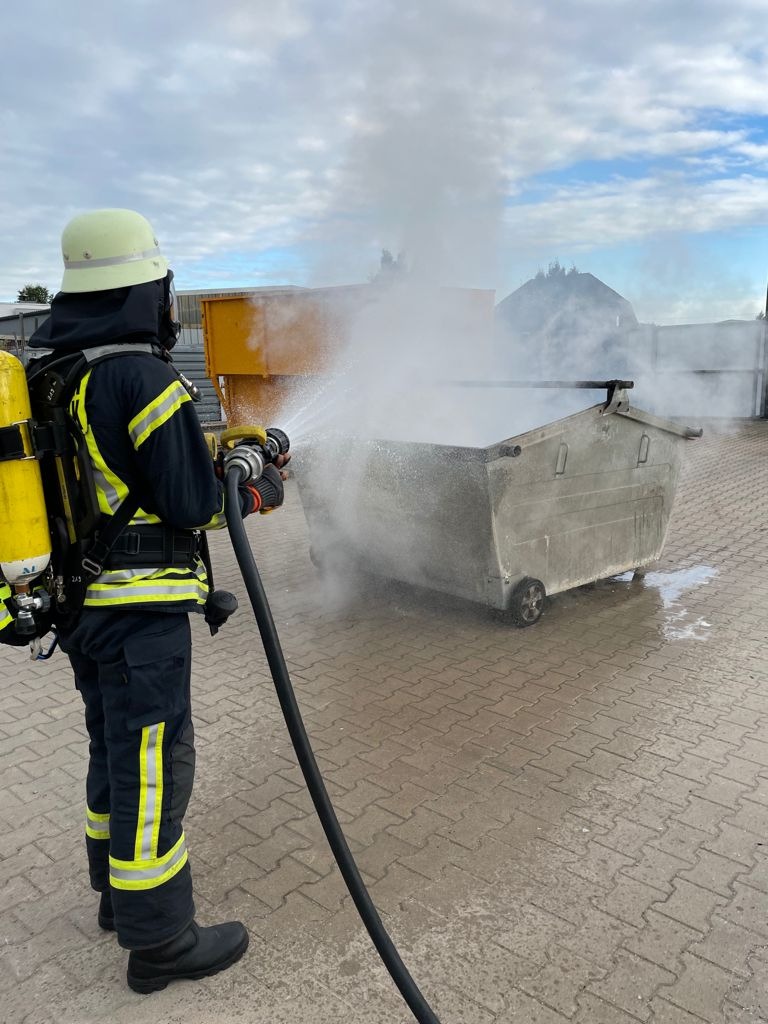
[29, 278, 167, 353]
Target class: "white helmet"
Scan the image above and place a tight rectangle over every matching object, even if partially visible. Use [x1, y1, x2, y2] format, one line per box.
[60, 209, 169, 293]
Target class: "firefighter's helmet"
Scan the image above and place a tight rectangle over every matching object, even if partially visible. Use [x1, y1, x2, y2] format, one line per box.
[60, 209, 169, 293]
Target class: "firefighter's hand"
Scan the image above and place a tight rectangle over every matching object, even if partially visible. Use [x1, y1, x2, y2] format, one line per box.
[244, 464, 285, 514]
[274, 451, 291, 480]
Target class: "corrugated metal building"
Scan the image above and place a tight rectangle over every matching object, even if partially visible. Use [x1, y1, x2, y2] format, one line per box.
[0, 304, 51, 359]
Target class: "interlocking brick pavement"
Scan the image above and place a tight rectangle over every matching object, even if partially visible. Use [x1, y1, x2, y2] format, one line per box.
[1, 421, 768, 1023]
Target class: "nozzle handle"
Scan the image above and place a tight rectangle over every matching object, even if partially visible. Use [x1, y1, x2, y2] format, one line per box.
[204, 589, 239, 636]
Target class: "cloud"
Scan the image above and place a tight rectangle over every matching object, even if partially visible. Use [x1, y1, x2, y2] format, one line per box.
[1, 0, 767, 319]
[507, 174, 768, 250]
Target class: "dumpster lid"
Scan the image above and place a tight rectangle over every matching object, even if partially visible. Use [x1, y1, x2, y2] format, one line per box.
[616, 406, 703, 439]
[482, 398, 702, 462]
[444, 379, 703, 444]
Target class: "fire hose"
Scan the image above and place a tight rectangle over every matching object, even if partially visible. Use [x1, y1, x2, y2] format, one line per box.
[224, 463, 441, 1024]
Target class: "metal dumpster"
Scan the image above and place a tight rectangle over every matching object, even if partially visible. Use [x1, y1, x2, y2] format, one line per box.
[294, 382, 701, 624]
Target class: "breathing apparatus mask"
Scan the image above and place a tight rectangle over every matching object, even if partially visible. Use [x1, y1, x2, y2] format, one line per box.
[159, 271, 181, 351]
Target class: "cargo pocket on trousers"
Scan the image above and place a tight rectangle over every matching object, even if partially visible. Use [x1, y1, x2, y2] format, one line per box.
[123, 623, 190, 732]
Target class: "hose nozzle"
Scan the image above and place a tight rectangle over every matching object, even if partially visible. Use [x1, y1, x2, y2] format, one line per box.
[264, 427, 290, 461]
[221, 425, 291, 483]
[223, 444, 267, 483]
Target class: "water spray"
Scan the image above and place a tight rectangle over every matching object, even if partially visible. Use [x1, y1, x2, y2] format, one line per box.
[223, 437, 441, 1024]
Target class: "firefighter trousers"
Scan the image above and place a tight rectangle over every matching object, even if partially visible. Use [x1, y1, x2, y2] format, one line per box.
[61, 610, 196, 949]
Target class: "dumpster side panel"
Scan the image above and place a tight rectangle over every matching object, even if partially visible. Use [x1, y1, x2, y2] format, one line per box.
[296, 442, 501, 606]
[488, 409, 684, 599]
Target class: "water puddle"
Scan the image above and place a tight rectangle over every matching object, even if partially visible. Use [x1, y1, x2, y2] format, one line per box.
[660, 613, 713, 641]
[615, 565, 718, 640]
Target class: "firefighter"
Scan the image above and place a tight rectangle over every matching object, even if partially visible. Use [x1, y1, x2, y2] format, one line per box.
[25, 209, 287, 993]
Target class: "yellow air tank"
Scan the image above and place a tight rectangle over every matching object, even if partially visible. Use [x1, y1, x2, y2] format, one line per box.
[0, 351, 51, 585]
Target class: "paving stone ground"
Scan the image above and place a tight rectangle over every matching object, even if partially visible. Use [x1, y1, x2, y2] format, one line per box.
[1, 421, 767, 1024]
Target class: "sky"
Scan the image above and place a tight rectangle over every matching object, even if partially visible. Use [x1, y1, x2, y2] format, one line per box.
[3, 0, 768, 323]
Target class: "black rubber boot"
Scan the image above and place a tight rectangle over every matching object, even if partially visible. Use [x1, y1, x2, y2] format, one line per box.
[126, 920, 249, 994]
[98, 890, 115, 931]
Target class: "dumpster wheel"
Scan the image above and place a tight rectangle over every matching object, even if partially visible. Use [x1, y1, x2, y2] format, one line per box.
[510, 577, 546, 627]
[309, 543, 360, 577]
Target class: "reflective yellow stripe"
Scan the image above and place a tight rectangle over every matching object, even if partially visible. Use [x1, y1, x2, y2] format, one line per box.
[85, 585, 207, 604]
[200, 494, 226, 531]
[135, 727, 150, 861]
[128, 381, 190, 450]
[83, 563, 209, 607]
[110, 833, 188, 891]
[88, 567, 207, 587]
[84, 590, 207, 607]
[70, 370, 91, 435]
[72, 369, 128, 516]
[86, 564, 208, 589]
[135, 722, 165, 861]
[86, 804, 110, 840]
[0, 583, 15, 631]
[112, 694, 183, 890]
[70, 370, 160, 524]
[152, 723, 164, 858]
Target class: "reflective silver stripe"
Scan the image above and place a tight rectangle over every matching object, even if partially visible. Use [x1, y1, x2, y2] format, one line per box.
[64, 247, 162, 270]
[129, 383, 189, 448]
[85, 579, 207, 602]
[83, 343, 154, 363]
[132, 509, 161, 526]
[93, 465, 122, 512]
[139, 724, 162, 860]
[84, 562, 208, 603]
[0, 604, 12, 629]
[95, 567, 164, 582]
[95, 567, 203, 583]
[110, 836, 188, 884]
[86, 810, 110, 837]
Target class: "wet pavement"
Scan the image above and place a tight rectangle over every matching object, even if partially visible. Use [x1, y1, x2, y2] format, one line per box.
[0, 421, 767, 1023]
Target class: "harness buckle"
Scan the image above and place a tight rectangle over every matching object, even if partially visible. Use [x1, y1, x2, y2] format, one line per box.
[121, 531, 142, 555]
[81, 557, 103, 577]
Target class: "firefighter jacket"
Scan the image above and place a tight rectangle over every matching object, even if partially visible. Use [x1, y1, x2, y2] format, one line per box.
[67, 350, 241, 612]
[1, 285, 254, 628]
[0, 350, 244, 627]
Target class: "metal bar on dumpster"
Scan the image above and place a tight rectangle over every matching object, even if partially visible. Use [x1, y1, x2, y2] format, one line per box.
[662, 368, 759, 375]
[443, 379, 635, 390]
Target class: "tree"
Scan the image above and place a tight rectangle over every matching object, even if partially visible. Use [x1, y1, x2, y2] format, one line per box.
[535, 260, 579, 282]
[756, 310, 765, 320]
[16, 284, 53, 303]
[370, 249, 409, 283]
